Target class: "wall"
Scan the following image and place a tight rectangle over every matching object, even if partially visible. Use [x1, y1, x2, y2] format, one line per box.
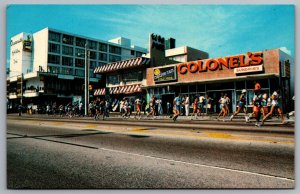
[33, 28, 49, 72]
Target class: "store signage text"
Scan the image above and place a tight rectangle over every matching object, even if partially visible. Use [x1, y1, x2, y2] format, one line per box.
[234, 65, 263, 74]
[10, 38, 23, 46]
[154, 66, 177, 82]
[178, 52, 263, 74]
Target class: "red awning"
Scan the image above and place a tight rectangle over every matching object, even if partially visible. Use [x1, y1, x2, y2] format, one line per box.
[94, 84, 142, 96]
[94, 57, 150, 74]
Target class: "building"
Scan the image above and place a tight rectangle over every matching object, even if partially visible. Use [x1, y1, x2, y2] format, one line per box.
[93, 33, 210, 110]
[145, 49, 294, 114]
[93, 32, 294, 114]
[7, 27, 147, 111]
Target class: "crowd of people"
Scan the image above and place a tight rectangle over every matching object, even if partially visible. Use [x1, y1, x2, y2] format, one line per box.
[15, 82, 294, 126]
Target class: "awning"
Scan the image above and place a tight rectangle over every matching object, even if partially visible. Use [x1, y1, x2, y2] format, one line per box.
[94, 84, 142, 96]
[94, 57, 150, 74]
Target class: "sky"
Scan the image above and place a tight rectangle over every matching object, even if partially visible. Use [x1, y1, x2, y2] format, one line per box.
[6, 4, 294, 67]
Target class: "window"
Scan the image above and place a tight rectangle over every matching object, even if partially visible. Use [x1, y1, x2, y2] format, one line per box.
[107, 75, 120, 85]
[48, 66, 59, 74]
[62, 45, 73, 56]
[62, 56, 73, 66]
[61, 67, 72, 75]
[88, 40, 97, 50]
[49, 31, 61, 42]
[90, 60, 96, 68]
[109, 45, 121, 55]
[123, 70, 143, 83]
[75, 69, 84, 76]
[48, 43, 60, 54]
[109, 54, 121, 62]
[62, 34, 74, 45]
[75, 58, 84, 67]
[76, 37, 86, 47]
[99, 43, 107, 52]
[131, 50, 135, 55]
[76, 48, 85, 58]
[98, 62, 107, 67]
[136, 51, 144, 57]
[48, 54, 60, 64]
[89, 51, 96, 60]
[99, 53, 107, 61]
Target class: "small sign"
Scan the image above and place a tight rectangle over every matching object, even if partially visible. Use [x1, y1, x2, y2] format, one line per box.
[234, 65, 263, 74]
[154, 66, 177, 82]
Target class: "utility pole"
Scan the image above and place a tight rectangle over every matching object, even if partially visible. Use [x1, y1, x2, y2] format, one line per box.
[84, 42, 90, 116]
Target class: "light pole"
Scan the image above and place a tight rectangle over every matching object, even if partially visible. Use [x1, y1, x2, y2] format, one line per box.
[84, 42, 90, 116]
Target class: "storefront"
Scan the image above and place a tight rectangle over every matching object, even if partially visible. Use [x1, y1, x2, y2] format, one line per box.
[144, 49, 294, 114]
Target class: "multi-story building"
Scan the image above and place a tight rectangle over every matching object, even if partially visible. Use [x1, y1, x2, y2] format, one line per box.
[7, 27, 147, 111]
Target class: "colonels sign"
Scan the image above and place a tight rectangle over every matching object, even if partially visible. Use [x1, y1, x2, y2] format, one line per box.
[178, 52, 263, 75]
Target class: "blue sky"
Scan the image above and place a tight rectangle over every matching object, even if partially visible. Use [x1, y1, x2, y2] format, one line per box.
[6, 4, 294, 67]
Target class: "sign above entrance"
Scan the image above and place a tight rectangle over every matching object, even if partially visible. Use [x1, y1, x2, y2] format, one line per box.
[234, 65, 263, 74]
[154, 66, 177, 83]
[178, 52, 263, 74]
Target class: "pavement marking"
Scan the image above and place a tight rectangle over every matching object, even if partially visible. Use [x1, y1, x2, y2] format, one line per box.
[97, 146, 295, 182]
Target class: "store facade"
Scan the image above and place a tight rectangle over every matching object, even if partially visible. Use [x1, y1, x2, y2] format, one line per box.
[145, 49, 294, 114]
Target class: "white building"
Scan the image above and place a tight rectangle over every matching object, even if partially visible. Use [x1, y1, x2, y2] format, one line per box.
[7, 27, 147, 110]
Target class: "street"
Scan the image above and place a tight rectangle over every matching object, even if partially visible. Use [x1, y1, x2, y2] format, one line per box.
[7, 115, 295, 189]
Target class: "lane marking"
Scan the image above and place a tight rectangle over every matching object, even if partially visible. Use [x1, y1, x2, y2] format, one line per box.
[97, 147, 295, 182]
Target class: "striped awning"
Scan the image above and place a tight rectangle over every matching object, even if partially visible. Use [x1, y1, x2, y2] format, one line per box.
[94, 84, 142, 96]
[94, 57, 150, 74]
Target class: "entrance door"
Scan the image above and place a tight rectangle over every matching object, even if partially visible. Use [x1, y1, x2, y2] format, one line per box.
[161, 94, 175, 114]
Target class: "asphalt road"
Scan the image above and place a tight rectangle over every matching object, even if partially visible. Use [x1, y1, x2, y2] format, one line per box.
[6, 117, 295, 189]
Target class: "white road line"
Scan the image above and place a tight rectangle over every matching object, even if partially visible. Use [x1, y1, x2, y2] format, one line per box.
[98, 147, 294, 182]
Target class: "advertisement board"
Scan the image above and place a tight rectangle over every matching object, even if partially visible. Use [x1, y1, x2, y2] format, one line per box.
[154, 66, 177, 83]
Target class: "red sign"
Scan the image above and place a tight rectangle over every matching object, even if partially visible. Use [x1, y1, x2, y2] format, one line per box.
[178, 52, 263, 74]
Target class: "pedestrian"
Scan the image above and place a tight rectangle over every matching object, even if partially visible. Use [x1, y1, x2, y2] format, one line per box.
[191, 96, 198, 120]
[198, 95, 206, 116]
[251, 91, 263, 127]
[135, 97, 142, 119]
[120, 98, 125, 116]
[230, 89, 248, 122]
[261, 92, 269, 118]
[261, 89, 285, 125]
[172, 94, 181, 122]
[18, 104, 22, 116]
[224, 93, 231, 115]
[184, 95, 190, 116]
[166, 101, 171, 115]
[59, 104, 64, 117]
[147, 95, 156, 118]
[205, 95, 212, 114]
[217, 94, 228, 122]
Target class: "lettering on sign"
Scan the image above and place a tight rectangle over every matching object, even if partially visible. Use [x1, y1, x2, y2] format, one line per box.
[154, 66, 177, 82]
[178, 52, 263, 74]
[234, 65, 263, 74]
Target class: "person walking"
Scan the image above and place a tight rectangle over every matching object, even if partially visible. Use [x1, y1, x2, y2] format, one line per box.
[230, 89, 248, 122]
[184, 95, 190, 116]
[217, 94, 228, 122]
[191, 97, 198, 120]
[172, 94, 181, 122]
[198, 95, 206, 117]
[135, 97, 142, 119]
[147, 95, 156, 118]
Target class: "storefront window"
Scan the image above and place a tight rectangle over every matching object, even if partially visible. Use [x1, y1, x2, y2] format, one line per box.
[107, 75, 120, 85]
[123, 70, 143, 83]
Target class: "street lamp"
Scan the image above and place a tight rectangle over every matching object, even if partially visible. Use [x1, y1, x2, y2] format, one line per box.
[84, 43, 90, 116]
[78, 42, 90, 116]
